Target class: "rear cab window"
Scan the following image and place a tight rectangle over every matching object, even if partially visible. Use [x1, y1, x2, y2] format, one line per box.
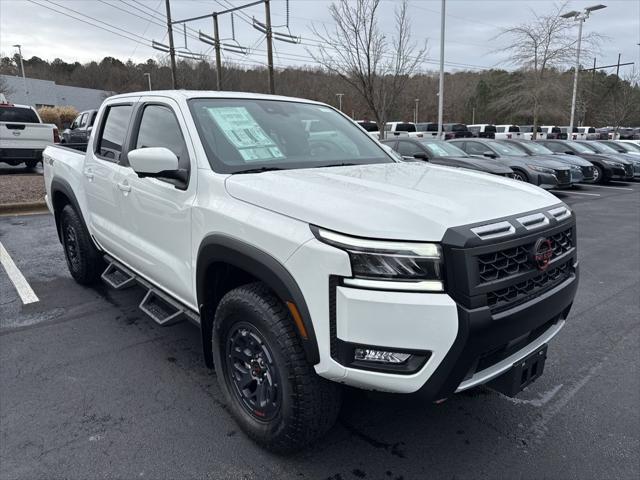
[394, 123, 416, 132]
[0, 106, 40, 123]
[96, 104, 133, 162]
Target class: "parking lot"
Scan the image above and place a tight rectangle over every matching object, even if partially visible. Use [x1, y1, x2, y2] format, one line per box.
[1, 181, 638, 480]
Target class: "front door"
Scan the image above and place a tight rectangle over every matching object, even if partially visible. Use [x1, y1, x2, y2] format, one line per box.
[115, 99, 197, 307]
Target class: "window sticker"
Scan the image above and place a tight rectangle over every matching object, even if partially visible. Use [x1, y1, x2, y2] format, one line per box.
[206, 106, 284, 161]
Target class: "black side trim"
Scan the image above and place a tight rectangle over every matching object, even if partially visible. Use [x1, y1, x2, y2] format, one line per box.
[196, 234, 320, 366]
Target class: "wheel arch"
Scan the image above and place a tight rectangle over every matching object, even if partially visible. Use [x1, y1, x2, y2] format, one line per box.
[50, 177, 86, 243]
[196, 234, 320, 368]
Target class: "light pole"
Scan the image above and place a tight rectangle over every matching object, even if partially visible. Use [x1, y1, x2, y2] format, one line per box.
[336, 93, 344, 112]
[437, 0, 446, 140]
[414, 98, 419, 124]
[12, 44, 29, 105]
[144, 73, 152, 91]
[561, 4, 607, 131]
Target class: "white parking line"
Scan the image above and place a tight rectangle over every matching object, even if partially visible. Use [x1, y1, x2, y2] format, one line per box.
[0, 242, 39, 304]
[579, 185, 634, 191]
[550, 190, 601, 197]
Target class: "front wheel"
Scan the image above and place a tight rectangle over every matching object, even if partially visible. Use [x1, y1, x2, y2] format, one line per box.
[512, 169, 529, 183]
[213, 282, 341, 453]
[592, 165, 604, 184]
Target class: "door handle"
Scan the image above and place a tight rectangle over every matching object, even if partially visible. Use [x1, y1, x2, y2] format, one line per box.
[117, 182, 131, 193]
[83, 168, 94, 181]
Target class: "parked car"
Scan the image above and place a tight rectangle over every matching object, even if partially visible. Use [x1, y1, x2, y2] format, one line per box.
[502, 139, 593, 183]
[541, 126, 567, 140]
[0, 98, 58, 168]
[601, 140, 640, 156]
[618, 127, 639, 140]
[61, 109, 98, 144]
[536, 139, 634, 183]
[43, 90, 579, 452]
[574, 140, 640, 179]
[448, 138, 572, 188]
[384, 121, 424, 138]
[381, 138, 514, 177]
[415, 122, 440, 138]
[494, 125, 523, 140]
[468, 124, 497, 138]
[442, 123, 473, 139]
[596, 127, 620, 140]
[576, 126, 603, 140]
[559, 127, 586, 141]
[518, 125, 548, 141]
[355, 120, 379, 139]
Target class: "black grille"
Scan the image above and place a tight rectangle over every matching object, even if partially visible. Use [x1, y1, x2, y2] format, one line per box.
[487, 261, 574, 313]
[477, 228, 573, 283]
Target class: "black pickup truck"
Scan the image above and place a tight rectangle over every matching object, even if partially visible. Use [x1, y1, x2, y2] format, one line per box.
[61, 109, 98, 144]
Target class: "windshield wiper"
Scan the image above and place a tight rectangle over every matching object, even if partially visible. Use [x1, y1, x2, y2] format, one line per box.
[233, 166, 285, 174]
[313, 163, 357, 168]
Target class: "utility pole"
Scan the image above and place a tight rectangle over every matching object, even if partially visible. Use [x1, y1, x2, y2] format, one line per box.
[437, 0, 446, 140]
[144, 72, 152, 91]
[213, 14, 223, 90]
[264, 0, 275, 94]
[165, 0, 178, 89]
[12, 44, 29, 105]
[472, 106, 475, 124]
[336, 93, 344, 111]
[414, 98, 419, 124]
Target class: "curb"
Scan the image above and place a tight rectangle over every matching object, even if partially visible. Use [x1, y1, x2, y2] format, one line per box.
[0, 201, 48, 216]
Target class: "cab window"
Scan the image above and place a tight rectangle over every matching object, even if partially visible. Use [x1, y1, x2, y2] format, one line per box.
[134, 104, 189, 170]
[465, 142, 490, 156]
[97, 104, 133, 162]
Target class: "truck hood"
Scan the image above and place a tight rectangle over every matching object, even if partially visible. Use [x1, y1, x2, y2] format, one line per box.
[225, 163, 560, 241]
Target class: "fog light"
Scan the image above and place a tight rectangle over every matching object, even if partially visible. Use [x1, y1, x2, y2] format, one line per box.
[354, 348, 411, 364]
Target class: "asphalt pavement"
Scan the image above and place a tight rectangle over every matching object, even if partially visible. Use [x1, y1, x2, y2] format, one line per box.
[1, 182, 638, 480]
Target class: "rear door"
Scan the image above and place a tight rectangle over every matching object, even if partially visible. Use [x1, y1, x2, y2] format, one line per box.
[83, 101, 136, 255]
[115, 98, 197, 304]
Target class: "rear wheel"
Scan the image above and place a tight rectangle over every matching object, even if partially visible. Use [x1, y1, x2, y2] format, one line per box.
[213, 282, 341, 453]
[25, 160, 38, 169]
[60, 205, 104, 284]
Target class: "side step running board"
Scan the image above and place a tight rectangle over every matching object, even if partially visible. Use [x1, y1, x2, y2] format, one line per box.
[101, 256, 200, 327]
[102, 262, 136, 289]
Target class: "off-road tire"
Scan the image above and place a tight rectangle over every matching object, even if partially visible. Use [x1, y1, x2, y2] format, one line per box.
[212, 282, 342, 453]
[60, 204, 103, 284]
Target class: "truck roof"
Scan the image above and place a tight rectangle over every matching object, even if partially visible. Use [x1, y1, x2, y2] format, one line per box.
[106, 90, 325, 106]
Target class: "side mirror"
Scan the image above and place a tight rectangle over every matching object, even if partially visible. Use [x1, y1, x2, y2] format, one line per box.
[483, 151, 497, 158]
[413, 152, 429, 160]
[128, 147, 187, 184]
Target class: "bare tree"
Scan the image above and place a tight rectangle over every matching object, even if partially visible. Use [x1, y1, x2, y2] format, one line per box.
[494, 2, 601, 136]
[308, 0, 426, 138]
[596, 71, 640, 130]
[0, 75, 13, 97]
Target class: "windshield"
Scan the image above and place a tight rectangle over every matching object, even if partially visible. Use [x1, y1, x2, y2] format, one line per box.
[568, 141, 597, 154]
[487, 141, 528, 156]
[420, 140, 468, 157]
[589, 142, 619, 154]
[619, 142, 640, 152]
[189, 98, 391, 173]
[515, 141, 553, 155]
[0, 106, 40, 123]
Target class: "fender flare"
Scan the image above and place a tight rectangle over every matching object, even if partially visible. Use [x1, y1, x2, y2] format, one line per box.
[50, 177, 86, 243]
[196, 234, 320, 366]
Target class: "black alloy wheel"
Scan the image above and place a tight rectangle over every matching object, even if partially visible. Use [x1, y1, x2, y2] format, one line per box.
[224, 322, 281, 421]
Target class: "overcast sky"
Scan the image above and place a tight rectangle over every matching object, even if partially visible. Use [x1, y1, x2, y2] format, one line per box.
[1, 0, 639, 76]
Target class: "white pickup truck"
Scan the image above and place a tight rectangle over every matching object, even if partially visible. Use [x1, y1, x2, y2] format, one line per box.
[0, 98, 58, 168]
[43, 91, 579, 452]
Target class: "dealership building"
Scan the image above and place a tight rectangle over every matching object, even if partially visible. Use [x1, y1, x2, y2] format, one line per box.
[0, 74, 110, 111]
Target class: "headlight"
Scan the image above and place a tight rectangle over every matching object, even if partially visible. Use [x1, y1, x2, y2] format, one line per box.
[312, 227, 444, 292]
[602, 160, 623, 167]
[527, 164, 556, 174]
